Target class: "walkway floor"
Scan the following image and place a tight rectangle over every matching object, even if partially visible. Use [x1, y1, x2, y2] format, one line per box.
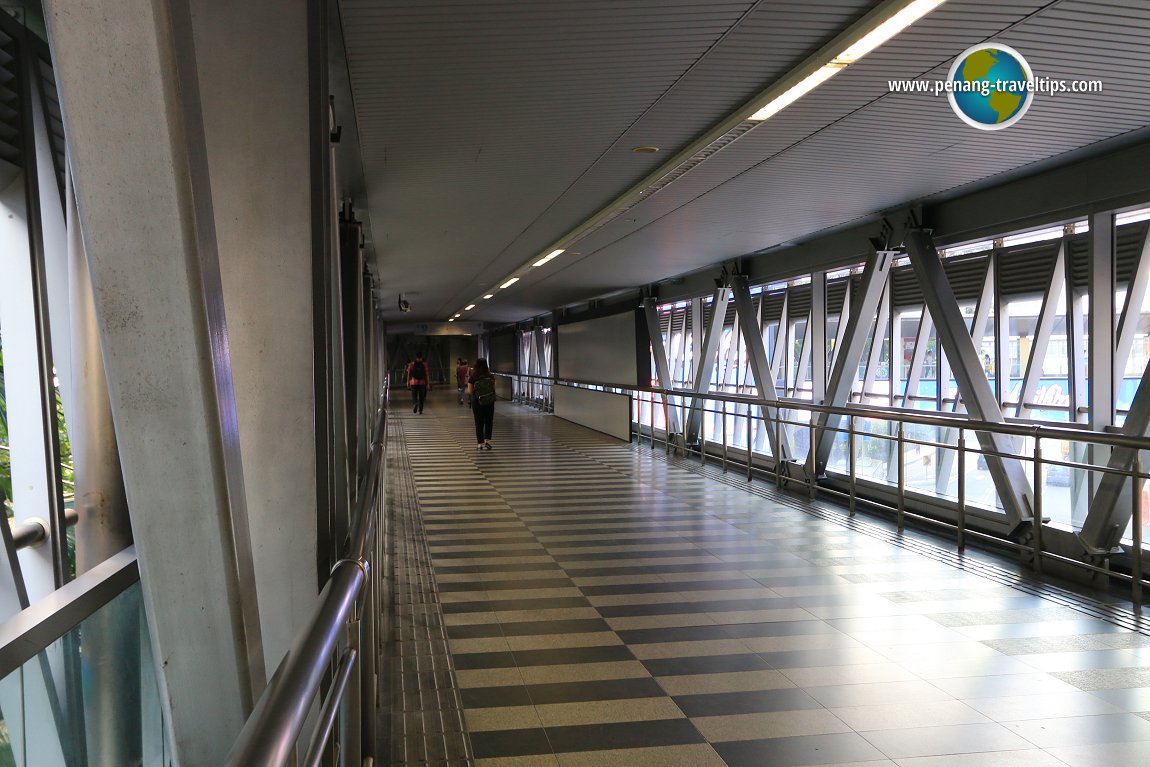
[392, 392, 1150, 767]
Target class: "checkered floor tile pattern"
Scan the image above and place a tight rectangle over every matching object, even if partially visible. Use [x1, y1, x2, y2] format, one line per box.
[389, 391, 1150, 766]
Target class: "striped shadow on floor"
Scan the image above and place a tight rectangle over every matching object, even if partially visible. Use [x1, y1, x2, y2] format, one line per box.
[390, 390, 1150, 767]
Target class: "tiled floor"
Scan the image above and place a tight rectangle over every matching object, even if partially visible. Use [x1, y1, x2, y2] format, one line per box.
[391, 393, 1150, 767]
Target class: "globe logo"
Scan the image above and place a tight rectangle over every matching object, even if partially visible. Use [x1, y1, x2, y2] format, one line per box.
[947, 44, 1034, 130]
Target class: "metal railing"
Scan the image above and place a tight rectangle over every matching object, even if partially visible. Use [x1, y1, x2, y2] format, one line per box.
[501, 372, 1149, 608]
[225, 396, 389, 767]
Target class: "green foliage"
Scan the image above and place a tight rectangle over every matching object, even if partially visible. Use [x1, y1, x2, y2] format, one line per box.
[0, 719, 15, 767]
[0, 338, 75, 517]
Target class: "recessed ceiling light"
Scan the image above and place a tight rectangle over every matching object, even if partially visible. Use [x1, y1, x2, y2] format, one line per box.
[500, 277, 519, 289]
[632, 146, 660, 153]
[453, 313, 461, 318]
[448, 318, 455, 322]
[465, 304, 475, 310]
[483, 294, 494, 299]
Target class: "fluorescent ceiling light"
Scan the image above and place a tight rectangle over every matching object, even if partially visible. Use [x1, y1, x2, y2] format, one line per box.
[749, 0, 944, 122]
[749, 65, 841, 121]
[448, 318, 455, 322]
[483, 294, 494, 299]
[465, 304, 475, 310]
[500, 277, 519, 289]
[533, 248, 565, 267]
[835, 0, 945, 64]
[453, 313, 461, 318]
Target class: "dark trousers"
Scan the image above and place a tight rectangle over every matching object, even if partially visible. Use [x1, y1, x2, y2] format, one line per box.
[473, 402, 494, 442]
[410, 385, 427, 413]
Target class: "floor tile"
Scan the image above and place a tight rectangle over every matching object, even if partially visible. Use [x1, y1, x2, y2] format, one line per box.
[693, 708, 853, 742]
[715, 731, 887, 766]
[861, 722, 1034, 759]
[553, 743, 727, 767]
[1004, 712, 1150, 748]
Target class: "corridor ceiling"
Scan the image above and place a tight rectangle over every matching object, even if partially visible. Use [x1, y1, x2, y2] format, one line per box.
[340, 0, 1150, 325]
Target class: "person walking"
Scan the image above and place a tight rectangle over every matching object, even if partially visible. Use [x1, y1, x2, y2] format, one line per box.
[408, 352, 429, 414]
[468, 358, 497, 450]
[456, 358, 471, 405]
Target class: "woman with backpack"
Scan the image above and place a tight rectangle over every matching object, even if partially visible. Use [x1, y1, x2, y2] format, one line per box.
[408, 352, 429, 414]
[467, 358, 497, 450]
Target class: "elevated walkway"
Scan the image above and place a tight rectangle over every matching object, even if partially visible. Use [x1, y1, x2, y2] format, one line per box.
[388, 391, 1150, 766]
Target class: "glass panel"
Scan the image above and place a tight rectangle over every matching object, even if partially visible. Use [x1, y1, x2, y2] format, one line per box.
[855, 418, 894, 485]
[0, 582, 168, 766]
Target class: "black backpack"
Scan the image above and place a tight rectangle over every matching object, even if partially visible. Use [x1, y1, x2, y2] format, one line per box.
[472, 375, 496, 405]
[410, 360, 426, 381]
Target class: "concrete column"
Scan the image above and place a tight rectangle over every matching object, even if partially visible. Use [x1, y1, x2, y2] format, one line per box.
[42, 0, 288, 761]
[186, 0, 320, 672]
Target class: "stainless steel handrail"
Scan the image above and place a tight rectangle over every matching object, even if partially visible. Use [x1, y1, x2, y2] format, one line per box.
[224, 399, 388, 767]
[9, 508, 80, 550]
[500, 371, 1150, 452]
[0, 546, 140, 677]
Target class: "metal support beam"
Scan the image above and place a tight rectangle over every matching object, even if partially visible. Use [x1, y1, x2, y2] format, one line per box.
[1018, 241, 1067, 417]
[643, 298, 681, 435]
[814, 251, 894, 471]
[1090, 212, 1116, 431]
[903, 312, 933, 408]
[1081, 358, 1150, 553]
[793, 312, 812, 397]
[769, 291, 789, 396]
[936, 257, 994, 495]
[685, 285, 730, 444]
[830, 285, 851, 371]
[860, 283, 891, 403]
[1116, 228, 1150, 383]
[730, 275, 788, 461]
[811, 272, 827, 403]
[905, 230, 1034, 531]
[1080, 212, 1118, 552]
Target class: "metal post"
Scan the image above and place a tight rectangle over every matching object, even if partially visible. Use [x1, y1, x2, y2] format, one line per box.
[848, 415, 856, 516]
[808, 413, 817, 500]
[957, 429, 966, 553]
[1133, 451, 1143, 610]
[776, 410, 784, 489]
[722, 400, 728, 472]
[339, 621, 362, 767]
[746, 409, 753, 481]
[1033, 432, 1044, 574]
[897, 421, 906, 533]
[700, 405, 707, 466]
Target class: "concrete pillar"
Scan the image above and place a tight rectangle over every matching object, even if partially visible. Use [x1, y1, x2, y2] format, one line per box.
[42, 0, 318, 761]
[187, 0, 319, 671]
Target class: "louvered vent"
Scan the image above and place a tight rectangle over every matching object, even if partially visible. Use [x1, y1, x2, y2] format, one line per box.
[826, 279, 849, 315]
[1067, 223, 1148, 291]
[0, 26, 21, 189]
[761, 291, 786, 323]
[36, 57, 65, 203]
[998, 242, 1061, 297]
[787, 284, 812, 319]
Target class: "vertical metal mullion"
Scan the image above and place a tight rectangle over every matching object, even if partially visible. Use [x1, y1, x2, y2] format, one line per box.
[18, 35, 68, 590]
[903, 310, 932, 409]
[993, 251, 1006, 405]
[770, 292, 790, 397]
